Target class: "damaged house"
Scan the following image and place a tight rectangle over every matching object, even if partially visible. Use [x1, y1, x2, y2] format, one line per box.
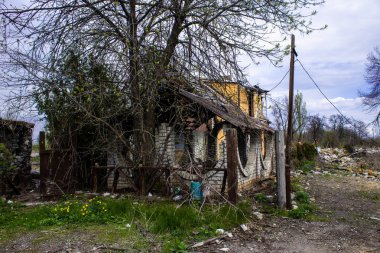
[106, 79, 275, 194]
[39, 76, 275, 196]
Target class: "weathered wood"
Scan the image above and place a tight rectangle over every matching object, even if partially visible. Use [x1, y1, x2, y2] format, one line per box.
[226, 128, 238, 204]
[285, 34, 295, 209]
[276, 131, 286, 208]
[112, 168, 120, 193]
[39, 131, 45, 151]
[39, 131, 46, 194]
[221, 170, 227, 194]
[93, 163, 99, 193]
[139, 167, 146, 195]
[165, 169, 170, 196]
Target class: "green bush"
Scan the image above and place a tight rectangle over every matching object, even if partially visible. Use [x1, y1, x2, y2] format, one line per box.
[167, 239, 189, 253]
[294, 142, 317, 161]
[0, 143, 15, 178]
[288, 205, 310, 219]
[255, 193, 269, 203]
[299, 160, 315, 173]
[342, 144, 355, 154]
[292, 142, 318, 171]
[295, 191, 310, 204]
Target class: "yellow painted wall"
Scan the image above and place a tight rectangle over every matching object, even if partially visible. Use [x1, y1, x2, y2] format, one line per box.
[210, 82, 265, 160]
[211, 82, 250, 114]
[216, 128, 225, 159]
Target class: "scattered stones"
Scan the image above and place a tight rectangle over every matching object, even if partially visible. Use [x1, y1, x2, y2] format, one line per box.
[219, 247, 230, 252]
[216, 228, 225, 234]
[172, 195, 183, 201]
[253, 211, 264, 220]
[240, 224, 248, 231]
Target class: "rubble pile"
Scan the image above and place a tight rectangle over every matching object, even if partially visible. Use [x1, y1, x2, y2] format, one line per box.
[317, 148, 380, 180]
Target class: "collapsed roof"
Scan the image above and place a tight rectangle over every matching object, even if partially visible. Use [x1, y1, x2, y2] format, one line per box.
[179, 82, 273, 132]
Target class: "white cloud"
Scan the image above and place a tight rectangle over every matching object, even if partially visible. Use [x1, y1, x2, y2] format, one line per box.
[250, 0, 380, 125]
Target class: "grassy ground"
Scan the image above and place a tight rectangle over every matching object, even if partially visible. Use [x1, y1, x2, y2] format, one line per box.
[0, 196, 252, 252]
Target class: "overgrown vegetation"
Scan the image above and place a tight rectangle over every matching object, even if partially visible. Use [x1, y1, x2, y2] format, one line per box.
[0, 143, 14, 177]
[0, 196, 251, 252]
[256, 176, 321, 221]
[0, 143, 16, 193]
[292, 142, 318, 173]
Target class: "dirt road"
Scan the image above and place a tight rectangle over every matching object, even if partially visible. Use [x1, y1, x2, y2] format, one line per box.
[204, 173, 380, 253]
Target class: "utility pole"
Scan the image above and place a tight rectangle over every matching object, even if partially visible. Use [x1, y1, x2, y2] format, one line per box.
[285, 34, 295, 209]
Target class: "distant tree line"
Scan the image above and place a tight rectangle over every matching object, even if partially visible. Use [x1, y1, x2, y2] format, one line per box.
[271, 92, 379, 148]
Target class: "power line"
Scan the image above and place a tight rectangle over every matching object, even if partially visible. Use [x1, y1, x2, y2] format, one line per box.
[269, 69, 289, 92]
[296, 58, 378, 142]
[296, 59, 355, 125]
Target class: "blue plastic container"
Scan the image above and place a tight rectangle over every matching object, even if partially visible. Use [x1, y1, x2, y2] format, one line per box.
[190, 181, 203, 200]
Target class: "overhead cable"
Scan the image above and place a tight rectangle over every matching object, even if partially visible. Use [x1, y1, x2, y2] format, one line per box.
[269, 69, 290, 92]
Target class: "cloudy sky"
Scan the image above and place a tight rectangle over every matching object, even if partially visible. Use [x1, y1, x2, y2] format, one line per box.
[246, 0, 380, 128]
[1, 0, 380, 138]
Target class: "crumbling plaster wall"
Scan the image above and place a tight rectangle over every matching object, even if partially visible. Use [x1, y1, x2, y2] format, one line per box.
[107, 143, 132, 190]
[162, 122, 275, 194]
[107, 122, 275, 194]
[208, 129, 275, 192]
[237, 131, 275, 190]
[107, 122, 176, 190]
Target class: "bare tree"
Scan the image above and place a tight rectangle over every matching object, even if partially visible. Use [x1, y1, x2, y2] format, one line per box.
[270, 91, 307, 141]
[270, 96, 288, 131]
[305, 114, 325, 145]
[1, 0, 325, 193]
[294, 90, 307, 141]
[361, 46, 380, 123]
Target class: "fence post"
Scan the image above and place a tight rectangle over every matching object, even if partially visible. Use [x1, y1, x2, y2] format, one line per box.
[93, 163, 99, 193]
[226, 128, 238, 204]
[276, 131, 286, 208]
[39, 131, 47, 194]
[39, 131, 45, 152]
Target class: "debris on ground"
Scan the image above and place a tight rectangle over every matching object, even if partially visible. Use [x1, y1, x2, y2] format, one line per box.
[293, 147, 380, 181]
[216, 228, 225, 234]
[240, 224, 248, 231]
[252, 211, 264, 220]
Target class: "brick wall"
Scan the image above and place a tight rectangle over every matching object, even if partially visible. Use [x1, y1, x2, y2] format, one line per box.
[107, 122, 275, 194]
[237, 131, 275, 191]
[154, 123, 175, 166]
[107, 122, 176, 190]
[106, 144, 132, 190]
